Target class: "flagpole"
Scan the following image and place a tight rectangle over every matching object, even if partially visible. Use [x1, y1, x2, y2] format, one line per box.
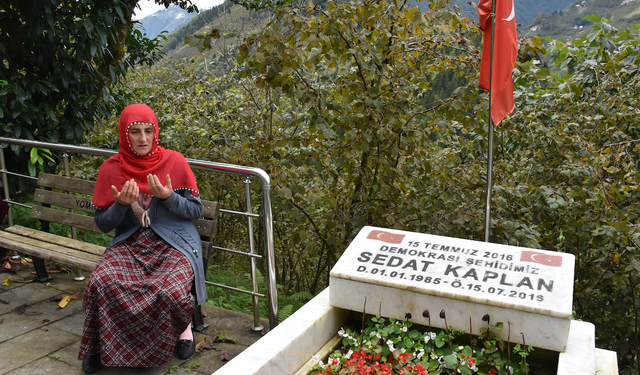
[484, 0, 497, 242]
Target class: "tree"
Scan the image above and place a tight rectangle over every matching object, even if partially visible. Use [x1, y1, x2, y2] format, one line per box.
[0, 0, 197, 183]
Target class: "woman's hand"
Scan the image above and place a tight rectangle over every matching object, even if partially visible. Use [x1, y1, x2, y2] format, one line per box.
[111, 179, 139, 206]
[148, 174, 173, 200]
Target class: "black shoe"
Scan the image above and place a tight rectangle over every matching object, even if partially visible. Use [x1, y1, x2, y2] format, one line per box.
[82, 354, 102, 374]
[176, 339, 195, 360]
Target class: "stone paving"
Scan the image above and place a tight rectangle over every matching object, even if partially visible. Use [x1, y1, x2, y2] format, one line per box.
[0, 259, 268, 375]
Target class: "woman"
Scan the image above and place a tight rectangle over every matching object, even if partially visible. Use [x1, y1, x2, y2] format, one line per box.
[78, 104, 206, 374]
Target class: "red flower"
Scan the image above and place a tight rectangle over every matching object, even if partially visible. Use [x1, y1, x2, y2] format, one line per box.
[467, 358, 476, 367]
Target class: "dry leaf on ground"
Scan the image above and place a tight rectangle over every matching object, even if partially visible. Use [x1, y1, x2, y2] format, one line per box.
[195, 336, 207, 353]
[52, 292, 82, 302]
[12, 277, 35, 283]
[215, 337, 238, 344]
[57, 295, 72, 309]
[15, 304, 42, 315]
[2, 277, 12, 286]
[20, 259, 33, 267]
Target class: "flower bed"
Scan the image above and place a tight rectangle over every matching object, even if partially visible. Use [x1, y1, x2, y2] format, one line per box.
[311, 312, 551, 375]
[215, 289, 616, 375]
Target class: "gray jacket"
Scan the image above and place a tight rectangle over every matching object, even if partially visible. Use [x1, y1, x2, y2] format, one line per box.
[94, 190, 206, 305]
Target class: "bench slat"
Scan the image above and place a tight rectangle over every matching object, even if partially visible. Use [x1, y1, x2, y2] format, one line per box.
[31, 206, 115, 236]
[5, 225, 105, 256]
[0, 230, 100, 271]
[201, 201, 219, 220]
[38, 173, 96, 195]
[34, 189, 94, 213]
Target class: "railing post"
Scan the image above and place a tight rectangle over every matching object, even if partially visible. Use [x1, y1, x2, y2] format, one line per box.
[261, 179, 278, 329]
[0, 147, 13, 226]
[244, 178, 264, 332]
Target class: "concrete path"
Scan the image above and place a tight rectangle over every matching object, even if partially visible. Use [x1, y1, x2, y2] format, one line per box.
[0, 259, 268, 374]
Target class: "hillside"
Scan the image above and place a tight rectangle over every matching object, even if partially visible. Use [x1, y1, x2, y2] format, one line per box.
[159, 0, 588, 71]
[410, 0, 577, 29]
[526, 0, 640, 40]
[159, 1, 268, 73]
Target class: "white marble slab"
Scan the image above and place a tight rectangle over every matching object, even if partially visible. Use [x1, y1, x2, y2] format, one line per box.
[212, 289, 618, 375]
[329, 226, 576, 351]
[595, 348, 619, 375]
[557, 320, 595, 374]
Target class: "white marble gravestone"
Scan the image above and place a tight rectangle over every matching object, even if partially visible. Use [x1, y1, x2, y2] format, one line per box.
[329, 226, 576, 352]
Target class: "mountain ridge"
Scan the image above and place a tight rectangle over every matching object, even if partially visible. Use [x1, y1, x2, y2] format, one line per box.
[136, 5, 198, 38]
[152, 0, 639, 68]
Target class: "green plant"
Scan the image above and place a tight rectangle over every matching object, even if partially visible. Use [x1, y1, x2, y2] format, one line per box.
[311, 315, 533, 375]
[205, 265, 312, 321]
[28, 148, 54, 177]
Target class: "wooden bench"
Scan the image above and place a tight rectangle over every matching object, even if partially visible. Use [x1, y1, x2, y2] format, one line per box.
[0, 172, 220, 331]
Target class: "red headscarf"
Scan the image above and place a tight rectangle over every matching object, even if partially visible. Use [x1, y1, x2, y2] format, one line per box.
[92, 104, 199, 209]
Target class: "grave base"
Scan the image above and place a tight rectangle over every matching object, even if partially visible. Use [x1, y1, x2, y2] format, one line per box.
[214, 288, 618, 375]
[330, 276, 571, 352]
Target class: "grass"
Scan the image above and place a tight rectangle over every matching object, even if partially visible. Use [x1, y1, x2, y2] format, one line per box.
[204, 265, 313, 322]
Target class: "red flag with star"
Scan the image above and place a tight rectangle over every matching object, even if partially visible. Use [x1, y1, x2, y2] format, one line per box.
[478, 0, 517, 125]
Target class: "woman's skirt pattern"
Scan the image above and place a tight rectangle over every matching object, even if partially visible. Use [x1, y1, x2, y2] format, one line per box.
[78, 228, 195, 367]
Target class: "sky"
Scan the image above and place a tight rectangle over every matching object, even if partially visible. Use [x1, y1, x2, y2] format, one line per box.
[133, 0, 225, 20]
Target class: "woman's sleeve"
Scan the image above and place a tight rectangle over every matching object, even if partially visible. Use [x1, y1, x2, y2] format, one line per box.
[94, 201, 130, 233]
[160, 190, 203, 220]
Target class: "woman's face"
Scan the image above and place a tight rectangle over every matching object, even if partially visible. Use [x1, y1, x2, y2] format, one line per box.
[128, 123, 156, 156]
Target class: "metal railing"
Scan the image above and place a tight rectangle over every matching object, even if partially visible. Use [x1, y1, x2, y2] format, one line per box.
[0, 137, 278, 329]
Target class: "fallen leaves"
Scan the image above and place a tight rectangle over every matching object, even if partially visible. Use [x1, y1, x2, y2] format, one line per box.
[2, 276, 34, 286]
[195, 336, 207, 353]
[57, 296, 72, 309]
[51, 292, 81, 309]
[0, 254, 32, 273]
[191, 334, 238, 359]
[12, 277, 35, 283]
[15, 304, 42, 315]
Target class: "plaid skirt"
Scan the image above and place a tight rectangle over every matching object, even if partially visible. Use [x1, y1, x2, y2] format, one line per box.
[78, 228, 195, 367]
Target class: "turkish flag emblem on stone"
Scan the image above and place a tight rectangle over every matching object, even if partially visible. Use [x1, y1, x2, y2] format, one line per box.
[367, 230, 405, 244]
[520, 251, 563, 267]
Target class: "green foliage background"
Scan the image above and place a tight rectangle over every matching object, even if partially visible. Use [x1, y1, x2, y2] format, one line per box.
[71, 0, 640, 371]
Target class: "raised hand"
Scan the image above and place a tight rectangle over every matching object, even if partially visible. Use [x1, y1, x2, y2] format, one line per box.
[147, 174, 173, 199]
[111, 179, 139, 206]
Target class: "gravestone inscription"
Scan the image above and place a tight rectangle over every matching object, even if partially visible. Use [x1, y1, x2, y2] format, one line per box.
[329, 226, 576, 352]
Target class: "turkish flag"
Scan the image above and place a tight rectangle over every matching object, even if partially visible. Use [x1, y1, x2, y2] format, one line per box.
[367, 230, 405, 244]
[520, 251, 563, 267]
[478, 0, 517, 125]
